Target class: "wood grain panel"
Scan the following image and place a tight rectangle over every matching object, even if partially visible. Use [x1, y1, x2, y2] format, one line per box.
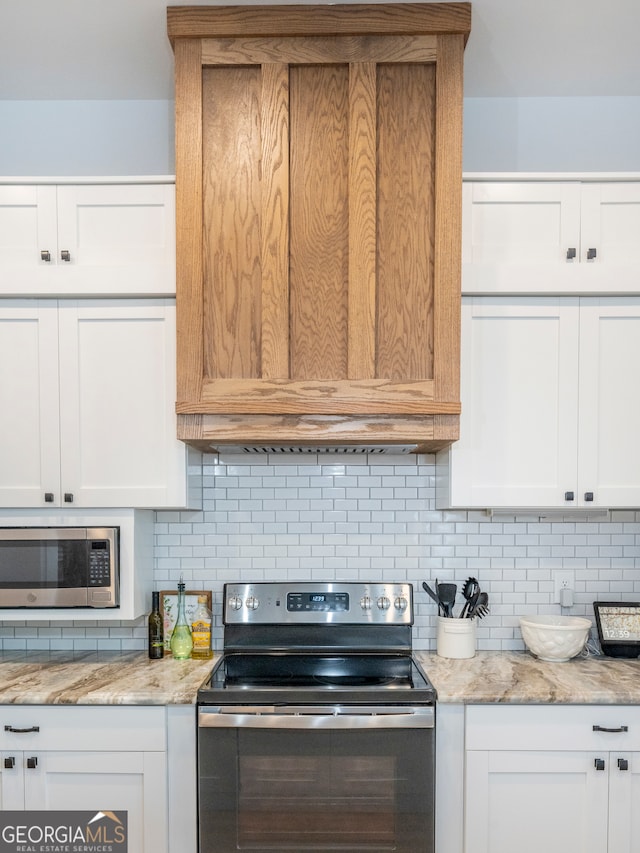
[433, 34, 464, 402]
[177, 412, 459, 452]
[201, 35, 437, 65]
[170, 5, 469, 447]
[202, 66, 262, 379]
[178, 377, 462, 415]
[260, 63, 290, 379]
[376, 63, 436, 380]
[168, 4, 472, 41]
[289, 64, 349, 380]
[174, 39, 203, 403]
[348, 62, 377, 379]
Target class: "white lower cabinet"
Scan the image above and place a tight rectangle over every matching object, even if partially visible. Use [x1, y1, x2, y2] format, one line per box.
[0, 706, 169, 853]
[465, 705, 640, 853]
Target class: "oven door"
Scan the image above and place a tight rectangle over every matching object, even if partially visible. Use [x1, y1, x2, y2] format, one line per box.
[198, 705, 435, 853]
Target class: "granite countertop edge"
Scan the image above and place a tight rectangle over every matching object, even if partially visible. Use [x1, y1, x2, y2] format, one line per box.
[0, 651, 215, 706]
[416, 650, 640, 705]
[0, 650, 639, 706]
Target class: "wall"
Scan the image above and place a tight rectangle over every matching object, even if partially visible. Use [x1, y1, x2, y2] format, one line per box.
[463, 96, 640, 172]
[0, 100, 174, 176]
[2, 95, 640, 175]
[1, 452, 638, 652]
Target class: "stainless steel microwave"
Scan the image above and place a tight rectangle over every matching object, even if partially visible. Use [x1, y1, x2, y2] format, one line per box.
[0, 527, 119, 609]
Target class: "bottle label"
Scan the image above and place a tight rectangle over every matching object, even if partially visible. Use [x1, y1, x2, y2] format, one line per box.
[192, 619, 211, 650]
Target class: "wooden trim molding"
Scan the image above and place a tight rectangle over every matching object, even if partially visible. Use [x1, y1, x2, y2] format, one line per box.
[168, 4, 472, 43]
[177, 412, 459, 452]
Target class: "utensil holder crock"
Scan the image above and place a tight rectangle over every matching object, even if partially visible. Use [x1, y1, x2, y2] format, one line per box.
[437, 616, 477, 659]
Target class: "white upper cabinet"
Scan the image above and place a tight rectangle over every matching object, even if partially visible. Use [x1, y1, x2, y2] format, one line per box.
[462, 179, 640, 294]
[437, 296, 640, 510]
[0, 298, 201, 510]
[577, 299, 640, 508]
[0, 181, 176, 296]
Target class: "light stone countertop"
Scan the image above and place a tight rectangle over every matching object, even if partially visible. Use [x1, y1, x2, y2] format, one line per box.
[0, 650, 215, 705]
[1, 649, 639, 706]
[417, 650, 640, 704]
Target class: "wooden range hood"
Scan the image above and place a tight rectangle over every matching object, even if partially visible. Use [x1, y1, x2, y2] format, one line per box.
[168, 3, 471, 453]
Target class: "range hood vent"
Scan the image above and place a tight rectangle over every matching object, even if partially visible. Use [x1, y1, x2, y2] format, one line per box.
[213, 445, 419, 456]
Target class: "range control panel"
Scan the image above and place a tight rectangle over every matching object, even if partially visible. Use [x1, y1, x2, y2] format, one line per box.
[223, 582, 413, 625]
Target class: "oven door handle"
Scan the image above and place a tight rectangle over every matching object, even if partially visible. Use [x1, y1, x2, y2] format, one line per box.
[198, 705, 434, 729]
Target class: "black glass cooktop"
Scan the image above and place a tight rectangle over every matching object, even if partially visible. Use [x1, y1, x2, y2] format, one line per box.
[198, 653, 436, 705]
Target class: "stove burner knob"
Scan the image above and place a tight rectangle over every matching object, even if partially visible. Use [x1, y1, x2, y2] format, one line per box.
[377, 595, 391, 610]
[228, 595, 243, 611]
[395, 596, 408, 612]
[360, 595, 372, 610]
[245, 596, 260, 611]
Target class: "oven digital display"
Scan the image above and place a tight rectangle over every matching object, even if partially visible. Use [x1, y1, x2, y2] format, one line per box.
[287, 592, 349, 612]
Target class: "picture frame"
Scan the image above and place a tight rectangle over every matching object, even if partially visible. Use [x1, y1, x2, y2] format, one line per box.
[159, 589, 213, 654]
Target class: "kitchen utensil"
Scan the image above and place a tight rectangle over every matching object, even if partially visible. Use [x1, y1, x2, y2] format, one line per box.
[437, 583, 457, 618]
[474, 591, 489, 619]
[434, 578, 444, 616]
[463, 589, 480, 619]
[422, 581, 441, 610]
[460, 577, 480, 618]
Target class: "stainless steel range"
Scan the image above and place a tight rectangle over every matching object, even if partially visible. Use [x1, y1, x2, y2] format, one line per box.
[197, 581, 436, 853]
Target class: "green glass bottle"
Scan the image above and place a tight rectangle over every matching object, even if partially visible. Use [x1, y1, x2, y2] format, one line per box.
[170, 579, 193, 660]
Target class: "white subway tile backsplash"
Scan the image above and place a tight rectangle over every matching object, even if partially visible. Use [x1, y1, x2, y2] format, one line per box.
[1, 452, 639, 652]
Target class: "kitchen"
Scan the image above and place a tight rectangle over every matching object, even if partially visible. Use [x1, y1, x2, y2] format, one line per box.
[1, 1, 640, 853]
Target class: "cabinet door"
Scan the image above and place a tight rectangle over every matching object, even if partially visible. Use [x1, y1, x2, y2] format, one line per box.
[608, 752, 640, 853]
[23, 751, 168, 853]
[581, 183, 640, 268]
[0, 185, 57, 282]
[54, 184, 176, 295]
[0, 184, 175, 296]
[445, 298, 580, 508]
[462, 182, 581, 293]
[578, 298, 640, 507]
[0, 752, 25, 809]
[57, 299, 185, 507]
[0, 300, 61, 507]
[465, 750, 608, 853]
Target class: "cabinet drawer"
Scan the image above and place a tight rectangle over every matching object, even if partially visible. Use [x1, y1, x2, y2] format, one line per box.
[0, 706, 166, 752]
[466, 705, 640, 751]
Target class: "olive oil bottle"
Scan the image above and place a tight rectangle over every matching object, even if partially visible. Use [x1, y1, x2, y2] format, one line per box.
[191, 594, 213, 660]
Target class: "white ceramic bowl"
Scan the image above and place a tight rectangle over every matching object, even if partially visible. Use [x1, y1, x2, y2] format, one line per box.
[519, 615, 591, 662]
